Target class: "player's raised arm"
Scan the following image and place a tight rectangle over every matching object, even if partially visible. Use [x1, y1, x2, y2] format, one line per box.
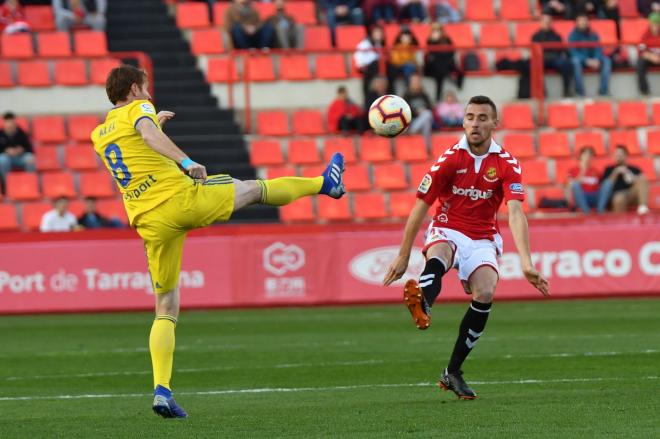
[507, 200, 550, 296]
[383, 199, 430, 286]
[136, 118, 207, 180]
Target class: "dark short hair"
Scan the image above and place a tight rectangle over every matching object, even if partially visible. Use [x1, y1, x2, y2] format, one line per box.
[576, 13, 589, 20]
[615, 144, 629, 155]
[105, 64, 148, 105]
[467, 95, 497, 117]
[579, 145, 595, 157]
[3, 112, 15, 120]
[337, 86, 347, 93]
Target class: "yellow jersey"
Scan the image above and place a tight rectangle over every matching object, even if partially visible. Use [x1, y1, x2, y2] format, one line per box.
[91, 99, 191, 226]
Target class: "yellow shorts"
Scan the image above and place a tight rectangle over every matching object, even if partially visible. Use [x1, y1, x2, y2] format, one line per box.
[134, 174, 235, 294]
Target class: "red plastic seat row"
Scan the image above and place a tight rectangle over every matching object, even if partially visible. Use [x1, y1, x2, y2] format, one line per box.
[5, 171, 116, 202]
[0, 31, 108, 59]
[23, 115, 101, 144]
[35, 145, 101, 172]
[547, 101, 652, 129]
[0, 58, 120, 87]
[255, 110, 326, 136]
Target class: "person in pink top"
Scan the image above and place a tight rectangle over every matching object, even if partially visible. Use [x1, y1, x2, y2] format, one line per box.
[435, 90, 463, 127]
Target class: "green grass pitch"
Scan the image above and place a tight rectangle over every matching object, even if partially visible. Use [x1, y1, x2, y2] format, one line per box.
[1, 298, 659, 438]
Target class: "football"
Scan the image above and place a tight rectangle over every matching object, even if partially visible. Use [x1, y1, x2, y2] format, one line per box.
[368, 94, 413, 138]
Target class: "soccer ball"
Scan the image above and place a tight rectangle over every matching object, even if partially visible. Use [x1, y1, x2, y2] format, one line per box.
[368, 94, 412, 138]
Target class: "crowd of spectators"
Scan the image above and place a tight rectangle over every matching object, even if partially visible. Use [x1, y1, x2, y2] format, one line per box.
[1, 0, 106, 34]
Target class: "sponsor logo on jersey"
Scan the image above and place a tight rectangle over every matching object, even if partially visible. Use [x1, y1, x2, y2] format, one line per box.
[123, 174, 158, 201]
[418, 174, 432, 194]
[509, 183, 524, 193]
[438, 213, 449, 223]
[452, 185, 493, 201]
[484, 166, 498, 182]
[140, 103, 156, 115]
[456, 168, 467, 174]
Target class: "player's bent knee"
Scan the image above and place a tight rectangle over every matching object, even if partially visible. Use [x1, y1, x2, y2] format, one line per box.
[472, 290, 494, 304]
[233, 180, 262, 211]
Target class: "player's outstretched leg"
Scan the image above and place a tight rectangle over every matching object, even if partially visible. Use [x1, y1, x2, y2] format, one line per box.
[256, 152, 345, 206]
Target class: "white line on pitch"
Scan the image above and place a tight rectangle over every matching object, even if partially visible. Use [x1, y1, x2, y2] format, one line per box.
[1, 376, 658, 402]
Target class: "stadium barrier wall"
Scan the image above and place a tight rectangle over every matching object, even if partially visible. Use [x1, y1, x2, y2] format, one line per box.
[1, 217, 659, 314]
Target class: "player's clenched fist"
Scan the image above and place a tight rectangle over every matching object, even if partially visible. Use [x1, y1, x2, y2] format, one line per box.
[181, 158, 207, 180]
[383, 254, 409, 286]
[157, 110, 175, 126]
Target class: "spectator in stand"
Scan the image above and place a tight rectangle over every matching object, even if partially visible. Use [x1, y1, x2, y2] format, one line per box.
[403, 74, 434, 147]
[540, 0, 572, 18]
[0, 112, 34, 190]
[567, 146, 610, 214]
[568, 14, 612, 96]
[576, 0, 621, 38]
[78, 197, 124, 229]
[435, 90, 463, 127]
[225, 0, 274, 49]
[398, 0, 427, 22]
[322, 0, 364, 45]
[40, 197, 80, 232]
[0, 0, 30, 34]
[363, 0, 397, 25]
[433, 0, 460, 23]
[364, 75, 388, 111]
[266, 0, 299, 49]
[327, 86, 364, 134]
[389, 27, 420, 85]
[424, 22, 463, 101]
[355, 25, 389, 101]
[53, 0, 106, 32]
[637, 12, 660, 95]
[600, 145, 649, 214]
[638, 0, 660, 16]
[533, 11, 572, 97]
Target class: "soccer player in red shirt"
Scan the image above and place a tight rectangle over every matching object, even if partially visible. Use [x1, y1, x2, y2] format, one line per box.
[383, 95, 549, 399]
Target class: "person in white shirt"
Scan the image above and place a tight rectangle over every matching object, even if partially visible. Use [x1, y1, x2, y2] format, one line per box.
[354, 25, 388, 102]
[40, 197, 79, 232]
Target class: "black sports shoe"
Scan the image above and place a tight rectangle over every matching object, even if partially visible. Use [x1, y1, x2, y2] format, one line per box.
[438, 368, 477, 400]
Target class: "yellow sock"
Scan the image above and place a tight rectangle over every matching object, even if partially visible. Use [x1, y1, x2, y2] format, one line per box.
[149, 315, 176, 390]
[257, 176, 323, 206]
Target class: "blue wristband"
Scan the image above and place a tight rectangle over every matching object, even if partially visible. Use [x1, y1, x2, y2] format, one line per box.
[181, 158, 195, 169]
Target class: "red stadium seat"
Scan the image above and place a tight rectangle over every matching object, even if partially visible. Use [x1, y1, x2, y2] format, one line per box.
[373, 163, 407, 190]
[317, 196, 351, 221]
[0, 204, 19, 231]
[285, 2, 316, 25]
[621, 18, 647, 44]
[500, 0, 531, 20]
[628, 157, 657, 180]
[21, 202, 52, 230]
[539, 131, 571, 157]
[653, 102, 660, 126]
[96, 199, 128, 223]
[591, 20, 617, 45]
[37, 32, 72, 58]
[494, 49, 524, 66]
[191, 29, 223, 55]
[501, 103, 534, 130]
[359, 136, 392, 162]
[257, 111, 290, 136]
[315, 54, 348, 79]
[574, 131, 606, 155]
[431, 133, 461, 157]
[24, 5, 56, 31]
[383, 23, 399, 48]
[336, 26, 367, 51]
[90, 58, 121, 85]
[521, 160, 550, 185]
[389, 191, 416, 218]
[280, 197, 315, 222]
[288, 139, 321, 164]
[68, 115, 100, 142]
[608, 130, 641, 155]
[42, 172, 76, 199]
[344, 163, 371, 191]
[547, 102, 579, 129]
[409, 163, 430, 189]
[206, 57, 239, 82]
[617, 101, 648, 127]
[74, 31, 108, 57]
[264, 165, 295, 179]
[54, 60, 88, 86]
[176, 2, 210, 28]
[249, 140, 284, 166]
[394, 136, 428, 162]
[35, 147, 61, 172]
[409, 24, 431, 48]
[292, 110, 325, 135]
[647, 130, 660, 155]
[213, 2, 230, 27]
[323, 137, 356, 163]
[444, 23, 475, 48]
[1, 33, 33, 58]
[79, 171, 115, 198]
[353, 192, 387, 220]
[583, 101, 614, 128]
[534, 187, 569, 210]
[299, 164, 325, 178]
[280, 55, 312, 81]
[65, 145, 100, 170]
[6, 173, 41, 201]
[67, 200, 85, 218]
[501, 133, 535, 158]
[253, 2, 276, 20]
[32, 116, 66, 144]
[304, 26, 332, 51]
[479, 23, 511, 47]
[514, 22, 539, 45]
[619, 0, 640, 17]
[0, 62, 14, 87]
[554, 158, 577, 183]
[649, 184, 660, 210]
[245, 56, 275, 81]
[464, 0, 495, 20]
[17, 61, 51, 87]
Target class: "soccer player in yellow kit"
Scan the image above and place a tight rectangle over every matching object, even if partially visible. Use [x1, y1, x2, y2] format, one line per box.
[91, 65, 346, 418]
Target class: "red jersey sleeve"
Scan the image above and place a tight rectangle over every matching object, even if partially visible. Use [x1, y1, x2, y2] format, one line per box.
[500, 151, 525, 202]
[416, 147, 456, 205]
